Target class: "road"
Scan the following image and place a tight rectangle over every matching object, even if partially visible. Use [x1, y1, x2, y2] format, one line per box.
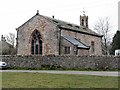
[0, 70, 119, 77]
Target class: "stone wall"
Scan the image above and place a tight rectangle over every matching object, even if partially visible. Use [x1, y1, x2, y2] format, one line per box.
[61, 29, 102, 55]
[1, 55, 119, 70]
[17, 15, 59, 55]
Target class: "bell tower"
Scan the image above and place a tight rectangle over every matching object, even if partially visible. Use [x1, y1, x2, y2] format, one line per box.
[80, 10, 89, 28]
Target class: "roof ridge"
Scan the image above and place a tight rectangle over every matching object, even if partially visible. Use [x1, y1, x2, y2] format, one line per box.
[17, 13, 102, 37]
[41, 14, 80, 26]
[41, 15, 101, 37]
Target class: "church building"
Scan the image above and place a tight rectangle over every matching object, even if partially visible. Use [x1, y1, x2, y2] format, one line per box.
[16, 11, 102, 56]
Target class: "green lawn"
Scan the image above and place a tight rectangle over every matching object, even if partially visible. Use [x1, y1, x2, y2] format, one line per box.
[0, 73, 2, 89]
[1, 72, 119, 88]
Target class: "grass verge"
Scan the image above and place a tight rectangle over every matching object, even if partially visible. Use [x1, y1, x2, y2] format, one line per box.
[2, 72, 119, 88]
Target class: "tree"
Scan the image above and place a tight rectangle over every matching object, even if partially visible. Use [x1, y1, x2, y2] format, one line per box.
[94, 17, 111, 55]
[110, 30, 120, 55]
[1, 33, 16, 55]
[5, 33, 15, 47]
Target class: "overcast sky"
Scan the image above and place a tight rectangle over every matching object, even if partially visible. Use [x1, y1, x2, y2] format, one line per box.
[0, 0, 119, 37]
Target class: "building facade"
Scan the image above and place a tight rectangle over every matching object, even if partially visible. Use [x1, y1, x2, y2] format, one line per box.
[16, 11, 102, 56]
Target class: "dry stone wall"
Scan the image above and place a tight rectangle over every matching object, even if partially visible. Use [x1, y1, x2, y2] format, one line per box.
[1, 55, 119, 70]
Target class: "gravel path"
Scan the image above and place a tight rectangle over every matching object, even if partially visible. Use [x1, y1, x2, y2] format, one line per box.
[1, 70, 119, 77]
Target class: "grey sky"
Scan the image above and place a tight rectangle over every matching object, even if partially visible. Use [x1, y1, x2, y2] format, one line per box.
[0, 0, 119, 37]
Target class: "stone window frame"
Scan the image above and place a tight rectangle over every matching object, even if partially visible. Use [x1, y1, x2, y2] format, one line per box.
[31, 30, 42, 55]
[82, 19, 84, 26]
[64, 46, 70, 54]
[91, 41, 95, 53]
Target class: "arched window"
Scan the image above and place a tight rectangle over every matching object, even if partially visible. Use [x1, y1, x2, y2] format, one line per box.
[82, 19, 84, 26]
[91, 41, 95, 53]
[31, 30, 42, 55]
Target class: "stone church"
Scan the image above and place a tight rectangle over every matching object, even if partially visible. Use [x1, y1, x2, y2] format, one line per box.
[16, 11, 102, 56]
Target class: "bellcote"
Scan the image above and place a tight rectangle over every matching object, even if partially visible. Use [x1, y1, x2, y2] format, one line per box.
[80, 14, 89, 28]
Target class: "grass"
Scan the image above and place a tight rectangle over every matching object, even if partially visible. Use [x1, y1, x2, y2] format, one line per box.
[0, 73, 2, 89]
[1, 72, 119, 88]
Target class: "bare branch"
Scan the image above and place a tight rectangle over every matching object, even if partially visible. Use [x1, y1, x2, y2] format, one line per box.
[94, 17, 111, 55]
[5, 33, 15, 47]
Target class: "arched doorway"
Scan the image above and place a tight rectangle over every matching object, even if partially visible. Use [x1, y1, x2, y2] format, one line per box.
[31, 30, 42, 55]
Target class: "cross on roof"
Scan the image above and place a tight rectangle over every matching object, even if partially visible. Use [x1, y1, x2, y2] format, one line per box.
[83, 8, 86, 16]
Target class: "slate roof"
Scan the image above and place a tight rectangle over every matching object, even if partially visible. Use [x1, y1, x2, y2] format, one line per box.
[17, 13, 102, 37]
[63, 36, 90, 49]
[41, 15, 102, 37]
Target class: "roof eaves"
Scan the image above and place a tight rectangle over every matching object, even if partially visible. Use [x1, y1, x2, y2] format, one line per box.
[77, 47, 90, 49]
[76, 39, 90, 49]
[59, 26, 102, 37]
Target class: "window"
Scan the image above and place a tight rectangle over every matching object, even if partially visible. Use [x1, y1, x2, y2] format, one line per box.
[82, 19, 84, 26]
[91, 41, 95, 53]
[64, 47, 70, 54]
[39, 40, 42, 54]
[31, 39, 35, 54]
[31, 30, 42, 55]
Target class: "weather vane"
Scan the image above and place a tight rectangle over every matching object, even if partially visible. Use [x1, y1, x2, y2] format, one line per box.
[83, 8, 86, 16]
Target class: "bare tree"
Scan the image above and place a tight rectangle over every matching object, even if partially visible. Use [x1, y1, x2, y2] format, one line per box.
[6, 33, 15, 47]
[94, 17, 111, 55]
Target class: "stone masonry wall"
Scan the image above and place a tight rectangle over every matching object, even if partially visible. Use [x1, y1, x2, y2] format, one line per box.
[17, 15, 59, 55]
[61, 30, 102, 55]
[1, 55, 119, 70]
